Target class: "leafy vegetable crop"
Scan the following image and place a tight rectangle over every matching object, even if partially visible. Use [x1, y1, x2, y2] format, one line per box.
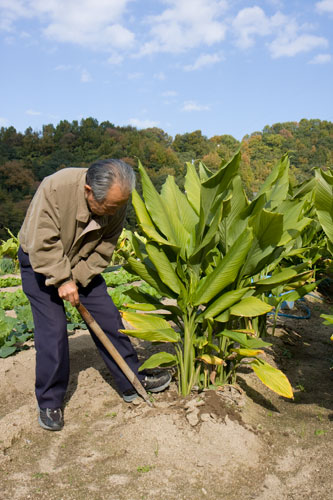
[0, 289, 29, 310]
[0, 276, 22, 287]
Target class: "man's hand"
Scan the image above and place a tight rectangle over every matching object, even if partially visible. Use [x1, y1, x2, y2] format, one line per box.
[58, 280, 80, 306]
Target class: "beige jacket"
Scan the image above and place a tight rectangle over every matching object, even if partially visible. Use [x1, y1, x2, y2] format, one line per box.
[19, 167, 127, 288]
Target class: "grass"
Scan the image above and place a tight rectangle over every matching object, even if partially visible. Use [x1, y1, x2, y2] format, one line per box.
[137, 465, 154, 473]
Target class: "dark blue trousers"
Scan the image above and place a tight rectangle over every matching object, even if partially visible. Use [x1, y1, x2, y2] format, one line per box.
[18, 247, 143, 409]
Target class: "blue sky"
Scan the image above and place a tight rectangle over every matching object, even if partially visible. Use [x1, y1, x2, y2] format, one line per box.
[0, 0, 332, 140]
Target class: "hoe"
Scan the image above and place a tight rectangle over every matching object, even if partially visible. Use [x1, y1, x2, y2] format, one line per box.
[76, 303, 153, 407]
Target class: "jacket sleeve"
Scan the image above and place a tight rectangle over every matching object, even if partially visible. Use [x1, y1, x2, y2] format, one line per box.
[71, 205, 127, 287]
[21, 181, 73, 287]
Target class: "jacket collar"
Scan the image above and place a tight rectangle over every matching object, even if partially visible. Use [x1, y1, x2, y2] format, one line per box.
[76, 169, 91, 223]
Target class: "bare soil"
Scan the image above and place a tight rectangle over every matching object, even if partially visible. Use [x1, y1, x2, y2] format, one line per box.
[1, 291, 333, 500]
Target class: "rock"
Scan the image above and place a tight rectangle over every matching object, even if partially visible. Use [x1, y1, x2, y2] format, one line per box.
[184, 399, 205, 411]
[186, 409, 199, 426]
[153, 402, 170, 408]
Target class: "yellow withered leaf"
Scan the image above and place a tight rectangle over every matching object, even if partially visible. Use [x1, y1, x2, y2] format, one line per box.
[198, 354, 226, 366]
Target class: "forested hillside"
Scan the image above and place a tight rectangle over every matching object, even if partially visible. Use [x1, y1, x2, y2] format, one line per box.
[1, 117, 332, 239]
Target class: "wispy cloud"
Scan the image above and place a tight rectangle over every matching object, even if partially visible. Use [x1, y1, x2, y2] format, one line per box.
[316, 0, 333, 13]
[107, 53, 123, 65]
[128, 72, 143, 80]
[140, 0, 227, 55]
[129, 118, 159, 128]
[232, 7, 272, 49]
[309, 53, 332, 64]
[0, 0, 135, 50]
[154, 72, 166, 80]
[232, 6, 329, 58]
[0, 1, 329, 64]
[184, 52, 223, 71]
[81, 69, 92, 83]
[270, 34, 328, 58]
[182, 100, 209, 112]
[162, 90, 178, 97]
[0, 117, 9, 127]
[54, 64, 73, 71]
[26, 109, 42, 116]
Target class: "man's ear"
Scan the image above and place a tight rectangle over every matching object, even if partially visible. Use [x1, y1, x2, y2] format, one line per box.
[84, 184, 92, 195]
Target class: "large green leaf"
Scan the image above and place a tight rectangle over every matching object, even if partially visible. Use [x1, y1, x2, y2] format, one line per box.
[315, 169, 333, 244]
[250, 359, 293, 398]
[201, 288, 251, 319]
[190, 202, 222, 260]
[198, 161, 213, 181]
[146, 242, 181, 294]
[193, 227, 253, 305]
[138, 161, 182, 246]
[292, 177, 316, 200]
[275, 281, 319, 304]
[242, 211, 284, 277]
[139, 352, 178, 371]
[219, 175, 248, 251]
[217, 330, 272, 348]
[229, 297, 273, 317]
[120, 328, 180, 343]
[201, 150, 241, 191]
[198, 151, 241, 237]
[0, 345, 17, 358]
[320, 313, 333, 325]
[123, 287, 161, 305]
[121, 310, 172, 330]
[125, 257, 176, 298]
[161, 175, 198, 235]
[254, 154, 290, 209]
[124, 303, 161, 311]
[278, 218, 313, 247]
[184, 162, 201, 215]
[251, 209, 284, 248]
[132, 190, 175, 247]
[253, 268, 298, 292]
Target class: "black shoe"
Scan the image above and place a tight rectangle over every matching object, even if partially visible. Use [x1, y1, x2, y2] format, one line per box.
[38, 407, 64, 431]
[123, 371, 172, 403]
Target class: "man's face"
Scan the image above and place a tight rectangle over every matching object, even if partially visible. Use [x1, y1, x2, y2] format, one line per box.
[84, 183, 130, 216]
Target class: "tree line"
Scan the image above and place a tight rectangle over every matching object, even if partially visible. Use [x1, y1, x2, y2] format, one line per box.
[0, 117, 332, 239]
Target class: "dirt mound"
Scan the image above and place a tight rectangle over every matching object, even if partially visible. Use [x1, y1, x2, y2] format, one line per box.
[1, 292, 333, 499]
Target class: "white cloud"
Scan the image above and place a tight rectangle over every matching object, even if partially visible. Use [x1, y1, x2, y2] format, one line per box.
[0, 117, 9, 127]
[182, 100, 209, 112]
[128, 72, 143, 80]
[0, 0, 135, 50]
[107, 52, 123, 65]
[162, 90, 178, 97]
[129, 118, 159, 128]
[316, 0, 333, 13]
[140, 0, 227, 55]
[309, 53, 332, 64]
[26, 109, 42, 115]
[0, 0, 31, 31]
[232, 6, 272, 49]
[232, 6, 329, 59]
[54, 64, 73, 71]
[270, 34, 328, 58]
[81, 69, 92, 82]
[154, 72, 166, 80]
[184, 52, 223, 71]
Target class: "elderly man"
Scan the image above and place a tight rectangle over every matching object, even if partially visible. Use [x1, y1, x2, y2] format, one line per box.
[18, 159, 171, 431]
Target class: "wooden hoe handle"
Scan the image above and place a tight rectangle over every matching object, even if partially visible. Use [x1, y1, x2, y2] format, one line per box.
[76, 303, 152, 407]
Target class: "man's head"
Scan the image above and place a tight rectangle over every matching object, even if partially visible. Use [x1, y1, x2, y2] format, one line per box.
[85, 159, 135, 216]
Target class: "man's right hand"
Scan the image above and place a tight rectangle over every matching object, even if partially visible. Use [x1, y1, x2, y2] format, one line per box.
[58, 280, 80, 306]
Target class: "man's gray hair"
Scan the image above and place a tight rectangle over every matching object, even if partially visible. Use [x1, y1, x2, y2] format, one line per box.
[86, 159, 136, 202]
